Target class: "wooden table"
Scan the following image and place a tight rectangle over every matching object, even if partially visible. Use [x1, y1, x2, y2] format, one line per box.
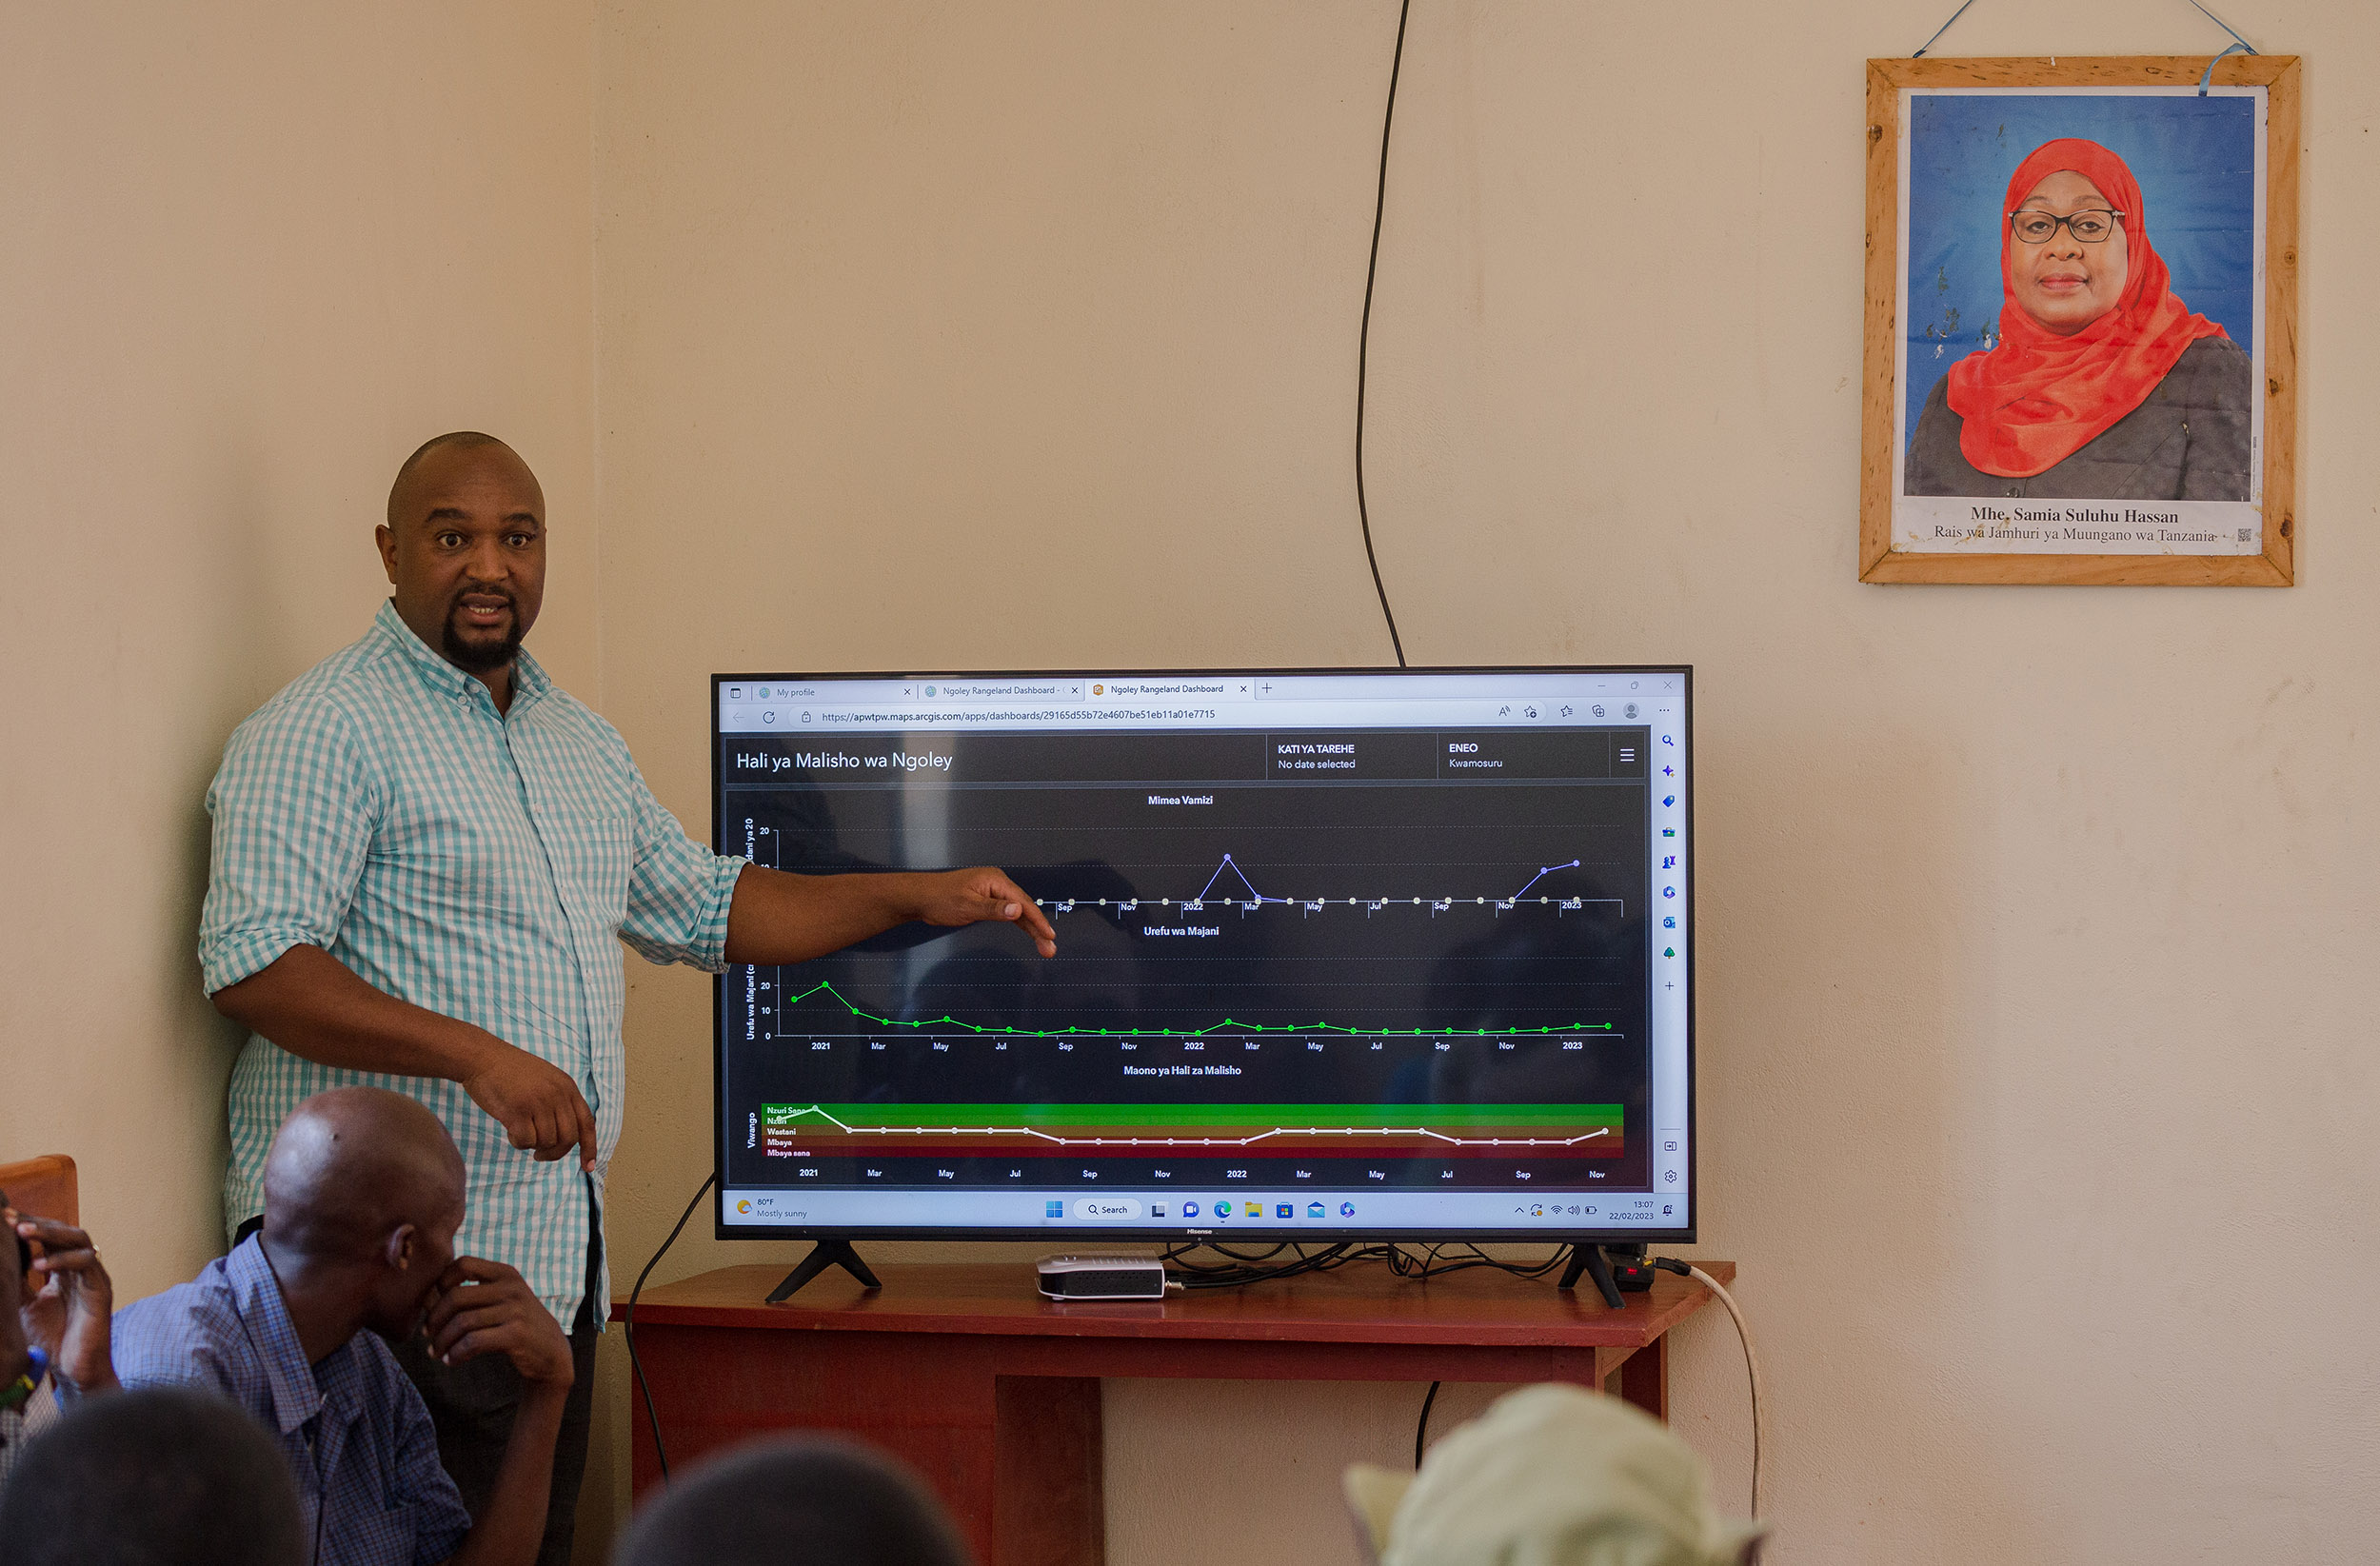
[613, 1259, 1733, 1566]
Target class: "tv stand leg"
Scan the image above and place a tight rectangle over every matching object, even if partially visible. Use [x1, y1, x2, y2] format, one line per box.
[1558, 1244, 1626, 1310]
[765, 1239, 883, 1302]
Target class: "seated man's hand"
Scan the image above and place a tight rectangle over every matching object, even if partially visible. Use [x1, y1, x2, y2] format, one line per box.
[11, 1212, 116, 1395]
[423, 1257, 573, 1390]
[914, 867, 1058, 957]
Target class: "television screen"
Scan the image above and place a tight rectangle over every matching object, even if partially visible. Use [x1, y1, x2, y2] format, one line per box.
[711, 668, 1692, 1243]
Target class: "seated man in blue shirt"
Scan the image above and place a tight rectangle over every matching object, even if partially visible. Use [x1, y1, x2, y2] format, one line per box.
[113, 1087, 570, 1566]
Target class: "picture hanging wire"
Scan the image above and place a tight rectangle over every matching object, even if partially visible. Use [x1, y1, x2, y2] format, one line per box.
[1910, 0, 1977, 58]
[2196, 41, 2256, 95]
[2188, 0, 2260, 95]
[1907, 0, 2261, 82]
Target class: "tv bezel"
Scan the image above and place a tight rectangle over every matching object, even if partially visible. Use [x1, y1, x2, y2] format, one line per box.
[708, 664, 1696, 1248]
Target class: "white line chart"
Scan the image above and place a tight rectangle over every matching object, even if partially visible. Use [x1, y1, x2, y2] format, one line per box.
[1047, 853, 1624, 918]
[767, 1103, 1616, 1151]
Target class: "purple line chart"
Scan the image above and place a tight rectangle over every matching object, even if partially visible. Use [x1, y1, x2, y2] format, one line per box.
[1041, 853, 1625, 919]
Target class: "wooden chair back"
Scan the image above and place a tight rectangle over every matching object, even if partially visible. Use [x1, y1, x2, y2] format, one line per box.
[0, 1153, 78, 1226]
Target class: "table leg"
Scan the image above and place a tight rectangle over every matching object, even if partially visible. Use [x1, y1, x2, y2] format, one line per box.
[1616, 1334, 1668, 1420]
[994, 1377, 1104, 1566]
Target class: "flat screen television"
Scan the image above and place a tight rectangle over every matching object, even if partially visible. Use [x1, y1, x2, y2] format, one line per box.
[711, 667, 1692, 1249]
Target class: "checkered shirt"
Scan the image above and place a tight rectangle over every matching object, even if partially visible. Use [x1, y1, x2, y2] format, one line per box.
[201, 601, 745, 1322]
[112, 1237, 474, 1566]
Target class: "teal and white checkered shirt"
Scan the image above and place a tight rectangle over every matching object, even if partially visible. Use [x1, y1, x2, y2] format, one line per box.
[202, 601, 746, 1323]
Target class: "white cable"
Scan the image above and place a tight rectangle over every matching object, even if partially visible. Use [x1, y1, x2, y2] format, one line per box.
[1687, 1265, 1763, 1519]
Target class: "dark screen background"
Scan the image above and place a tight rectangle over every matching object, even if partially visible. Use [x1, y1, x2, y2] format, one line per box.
[714, 725, 1654, 1193]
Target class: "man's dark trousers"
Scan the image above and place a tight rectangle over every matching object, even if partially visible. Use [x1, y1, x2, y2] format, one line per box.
[391, 1182, 602, 1566]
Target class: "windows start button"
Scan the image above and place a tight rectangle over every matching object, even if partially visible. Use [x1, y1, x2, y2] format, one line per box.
[1072, 1198, 1143, 1221]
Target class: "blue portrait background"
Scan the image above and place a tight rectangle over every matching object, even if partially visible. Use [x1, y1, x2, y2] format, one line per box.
[1903, 92, 2256, 448]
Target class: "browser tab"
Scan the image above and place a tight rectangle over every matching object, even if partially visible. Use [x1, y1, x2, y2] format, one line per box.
[909, 678, 1087, 702]
[1087, 678, 1249, 702]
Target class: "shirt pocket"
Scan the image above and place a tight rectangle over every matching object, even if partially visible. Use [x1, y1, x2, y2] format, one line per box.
[369, 754, 552, 928]
[550, 810, 635, 930]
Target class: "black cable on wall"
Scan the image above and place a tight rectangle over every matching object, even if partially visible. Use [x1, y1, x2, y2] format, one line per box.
[1355, 0, 1414, 667]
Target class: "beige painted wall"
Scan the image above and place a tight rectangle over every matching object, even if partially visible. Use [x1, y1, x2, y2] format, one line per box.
[0, 0, 596, 1311]
[10, 1, 2380, 1562]
[592, 1, 2380, 1562]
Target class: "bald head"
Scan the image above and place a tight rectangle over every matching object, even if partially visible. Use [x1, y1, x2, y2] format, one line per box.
[386, 431, 524, 528]
[263, 1087, 466, 1265]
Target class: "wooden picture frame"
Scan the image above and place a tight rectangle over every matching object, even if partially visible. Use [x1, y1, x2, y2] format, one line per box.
[1860, 55, 2299, 585]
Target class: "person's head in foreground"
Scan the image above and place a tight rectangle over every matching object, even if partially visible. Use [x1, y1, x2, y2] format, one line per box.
[1947, 135, 2228, 479]
[1343, 1383, 1762, 1566]
[614, 1434, 973, 1566]
[0, 1384, 307, 1566]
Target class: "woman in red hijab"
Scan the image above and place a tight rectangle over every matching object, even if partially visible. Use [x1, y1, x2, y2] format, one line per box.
[1906, 137, 2251, 501]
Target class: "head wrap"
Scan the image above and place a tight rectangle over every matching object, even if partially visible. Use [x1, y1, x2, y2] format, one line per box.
[1945, 137, 2227, 478]
[1343, 1384, 1763, 1566]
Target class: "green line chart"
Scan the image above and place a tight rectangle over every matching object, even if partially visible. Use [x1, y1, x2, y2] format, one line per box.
[765, 981, 1619, 1043]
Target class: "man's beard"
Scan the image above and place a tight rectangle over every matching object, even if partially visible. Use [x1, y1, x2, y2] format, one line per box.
[441, 596, 526, 673]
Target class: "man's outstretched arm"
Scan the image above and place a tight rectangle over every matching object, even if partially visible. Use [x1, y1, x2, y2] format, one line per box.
[722, 864, 1058, 964]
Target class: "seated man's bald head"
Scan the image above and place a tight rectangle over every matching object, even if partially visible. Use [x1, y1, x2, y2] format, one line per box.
[263, 1087, 466, 1265]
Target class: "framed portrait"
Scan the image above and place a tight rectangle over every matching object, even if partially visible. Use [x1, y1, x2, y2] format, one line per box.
[1860, 56, 2300, 585]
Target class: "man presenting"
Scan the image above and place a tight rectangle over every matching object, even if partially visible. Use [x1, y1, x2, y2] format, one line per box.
[202, 431, 1057, 1563]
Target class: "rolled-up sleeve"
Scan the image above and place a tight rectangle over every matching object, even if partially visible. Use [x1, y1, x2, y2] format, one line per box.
[198, 697, 378, 995]
[619, 762, 746, 971]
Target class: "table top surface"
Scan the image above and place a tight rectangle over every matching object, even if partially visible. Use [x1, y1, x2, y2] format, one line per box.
[612, 1258, 1733, 1349]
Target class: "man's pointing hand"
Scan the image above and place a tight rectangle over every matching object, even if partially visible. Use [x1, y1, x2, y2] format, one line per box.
[913, 867, 1058, 957]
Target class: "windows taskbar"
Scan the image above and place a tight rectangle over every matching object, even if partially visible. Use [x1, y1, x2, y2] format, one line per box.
[720, 1188, 1688, 1232]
